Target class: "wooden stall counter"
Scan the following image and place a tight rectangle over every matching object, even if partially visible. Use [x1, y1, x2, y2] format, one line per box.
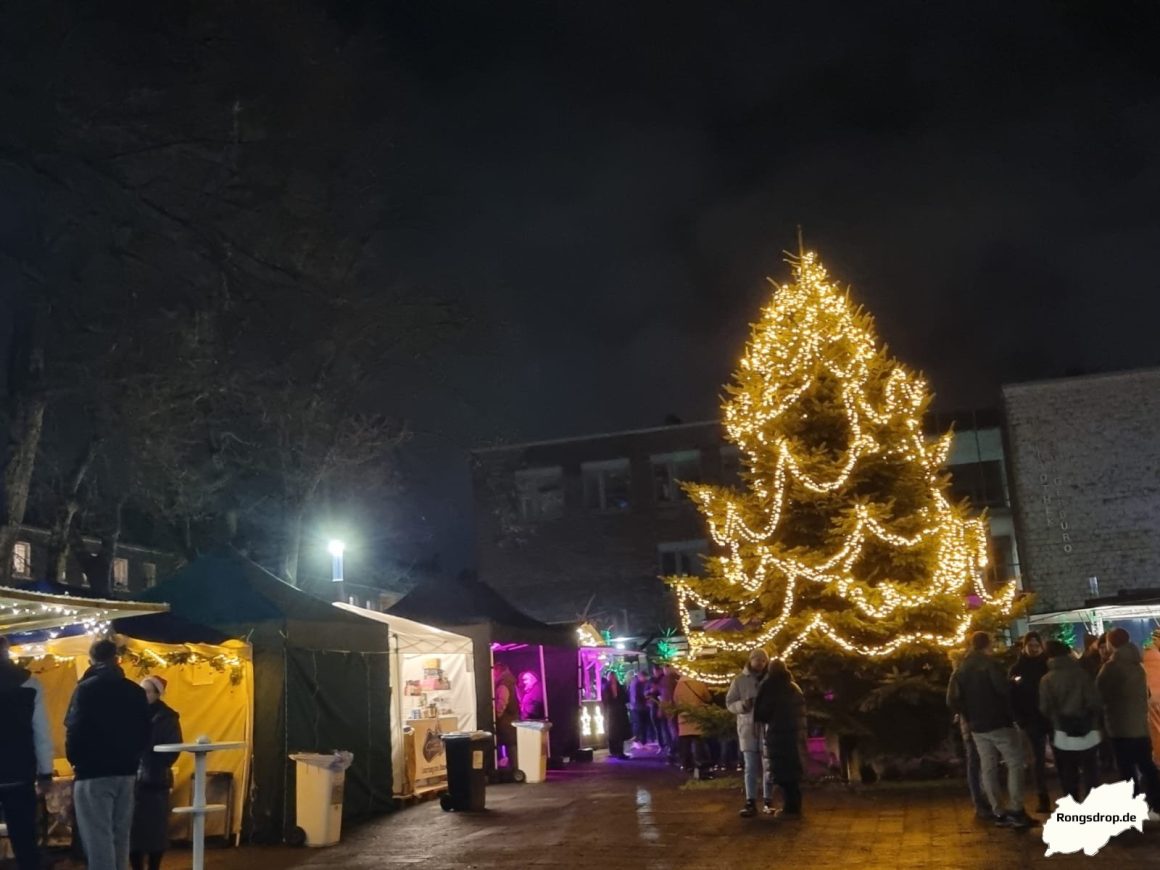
[403, 716, 458, 796]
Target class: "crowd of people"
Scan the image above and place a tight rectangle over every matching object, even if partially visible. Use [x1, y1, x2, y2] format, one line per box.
[598, 624, 1160, 829]
[601, 652, 809, 820]
[0, 637, 183, 870]
[603, 661, 725, 772]
[948, 627, 1160, 829]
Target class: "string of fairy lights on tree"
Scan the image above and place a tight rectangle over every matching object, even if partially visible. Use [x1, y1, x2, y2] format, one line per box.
[666, 252, 1017, 685]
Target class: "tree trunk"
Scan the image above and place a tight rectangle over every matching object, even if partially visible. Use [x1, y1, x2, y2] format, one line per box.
[46, 437, 101, 582]
[280, 499, 305, 586]
[0, 300, 49, 583]
[73, 497, 124, 597]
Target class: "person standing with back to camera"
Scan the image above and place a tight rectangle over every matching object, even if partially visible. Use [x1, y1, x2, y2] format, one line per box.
[66, 639, 152, 870]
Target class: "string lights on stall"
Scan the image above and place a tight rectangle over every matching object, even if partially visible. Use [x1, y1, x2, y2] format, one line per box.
[667, 252, 1018, 685]
[15, 646, 246, 685]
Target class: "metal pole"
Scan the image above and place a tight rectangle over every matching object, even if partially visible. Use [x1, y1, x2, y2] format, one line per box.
[192, 751, 207, 870]
[538, 643, 551, 758]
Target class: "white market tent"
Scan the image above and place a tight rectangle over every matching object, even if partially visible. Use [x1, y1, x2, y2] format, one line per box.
[0, 586, 168, 633]
[333, 603, 477, 797]
[1027, 591, 1160, 638]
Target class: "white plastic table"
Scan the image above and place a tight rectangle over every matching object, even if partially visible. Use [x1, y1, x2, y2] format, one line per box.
[155, 738, 246, 870]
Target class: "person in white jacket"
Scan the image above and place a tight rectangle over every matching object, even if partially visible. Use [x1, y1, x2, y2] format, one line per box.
[0, 635, 56, 870]
[726, 648, 770, 817]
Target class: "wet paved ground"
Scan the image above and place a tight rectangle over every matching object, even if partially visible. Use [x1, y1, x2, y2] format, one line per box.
[49, 754, 1160, 869]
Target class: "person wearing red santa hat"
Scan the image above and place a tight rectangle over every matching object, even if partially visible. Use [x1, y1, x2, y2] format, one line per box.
[131, 675, 183, 870]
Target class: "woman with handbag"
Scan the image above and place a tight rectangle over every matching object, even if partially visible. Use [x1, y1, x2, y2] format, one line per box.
[1039, 640, 1102, 804]
[130, 676, 182, 870]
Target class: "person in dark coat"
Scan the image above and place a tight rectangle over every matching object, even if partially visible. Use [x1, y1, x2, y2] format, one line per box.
[66, 639, 152, 870]
[647, 665, 670, 752]
[602, 672, 630, 759]
[130, 676, 183, 870]
[0, 636, 56, 870]
[492, 663, 520, 769]
[628, 672, 653, 746]
[753, 659, 806, 817]
[1081, 633, 1117, 774]
[1039, 640, 1102, 804]
[1009, 631, 1052, 813]
[517, 670, 545, 720]
[1097, 628, 1160, 814]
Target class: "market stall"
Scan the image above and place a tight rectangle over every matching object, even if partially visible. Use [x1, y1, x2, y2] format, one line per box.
[333, 603, 477, 798]
[7, 623, 253, 845]
[0, 584, 167, 634]
[138, 551, 394, 843]
[1, 583, 171, 780]
[388, 572, 580, 766]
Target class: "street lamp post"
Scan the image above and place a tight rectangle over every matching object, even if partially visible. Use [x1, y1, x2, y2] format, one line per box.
[328, 539, 345, 603]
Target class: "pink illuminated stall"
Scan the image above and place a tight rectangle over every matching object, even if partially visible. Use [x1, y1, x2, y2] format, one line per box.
[388, 572, 580, 766]
[575, 625, 651, 751]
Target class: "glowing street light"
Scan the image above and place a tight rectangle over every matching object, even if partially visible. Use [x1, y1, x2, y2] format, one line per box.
[328, 539, 345, 602]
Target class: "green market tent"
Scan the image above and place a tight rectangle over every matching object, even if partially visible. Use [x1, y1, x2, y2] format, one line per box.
[140, 551, 392, 843]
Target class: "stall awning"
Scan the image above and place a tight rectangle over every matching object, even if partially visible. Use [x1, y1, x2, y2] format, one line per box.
[1027, 590, 1160, 627]
[0, 586, 169, 634]
[333, 602, 473, 655]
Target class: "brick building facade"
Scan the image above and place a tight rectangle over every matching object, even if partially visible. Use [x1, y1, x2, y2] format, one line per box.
[471, 411, 1020, 639]
[8, 525, 181, 596]
[1003, 368, 1160, 614]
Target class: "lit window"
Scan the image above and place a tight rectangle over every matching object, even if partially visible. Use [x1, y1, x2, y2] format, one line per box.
[514, 466, 565, 520]
[651, 450, 701, 503]
[142, 562, 157, 588]
[658, 540, 709, 576]
[112, 558, 129, 590]
[12, 541, 32, 578]
[582, 459, 631, 512]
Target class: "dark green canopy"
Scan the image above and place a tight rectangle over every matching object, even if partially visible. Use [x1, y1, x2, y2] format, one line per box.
[141, 552, 393, 843]
[389, 572, 579, 759]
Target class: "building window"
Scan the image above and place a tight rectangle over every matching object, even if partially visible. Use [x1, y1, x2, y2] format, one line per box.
[142, 562, 157, 588]
[720, 445, 743, 485]
[112, 558, 129, 590]
[987, 535, 1019, 589]
[658, 540, 709, 576]
[12, 541, 32, 578]
[582, 459, 631, 512]
[651, 450, 701, 503]
[514, 466, 565, 520]
[948, 460, 1008, 509]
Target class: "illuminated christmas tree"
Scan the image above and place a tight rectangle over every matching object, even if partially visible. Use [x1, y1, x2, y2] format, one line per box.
[669, 251, 1017, 686]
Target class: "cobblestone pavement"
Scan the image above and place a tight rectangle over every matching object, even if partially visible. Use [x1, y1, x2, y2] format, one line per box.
[52, 755, 1160, 870]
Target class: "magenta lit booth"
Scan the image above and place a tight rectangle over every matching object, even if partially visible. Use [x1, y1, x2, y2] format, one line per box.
[387, 572, 579, 765]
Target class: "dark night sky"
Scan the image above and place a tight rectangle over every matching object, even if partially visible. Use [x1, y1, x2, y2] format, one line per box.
[366, 1, 1160, 569]
[6, 2, 1160, 574]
